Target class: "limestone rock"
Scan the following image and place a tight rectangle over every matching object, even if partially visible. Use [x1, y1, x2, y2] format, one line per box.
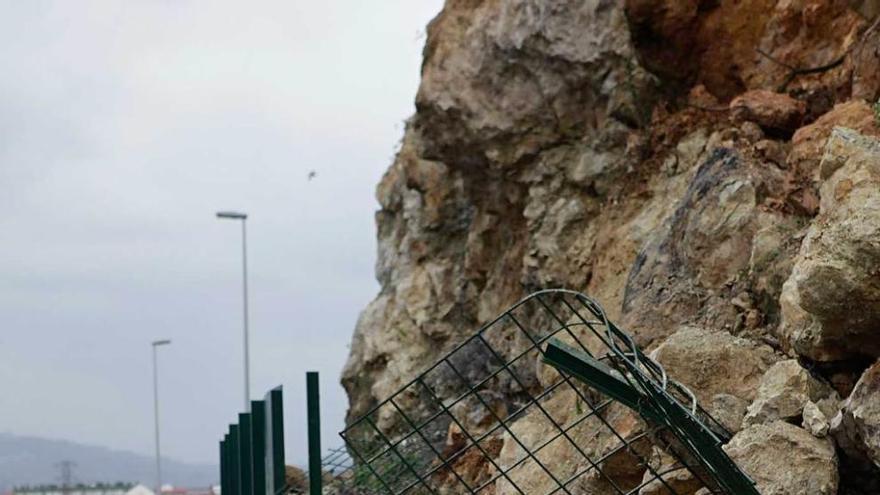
[637, 448, 704, 495]
[780, 128, 880, 361]
[344, 0, 880, 491]
[743, 359, 838, 426]
[495, 395, 648, 495]
[852, 22, 880, 101]
[651, 327, 779, 405]
[708, 393, 750, 434]
[724, 422, 839, 495]
[621, 144, 797, 345]
[344, 0, 661, 426]
[834, 360, 880, 467]
[788, 101, 879, 180]
[730, 90, 806, 132]
[803, 400, 831, 438]
[416, 0, 656, 168]
[747, 218, 802, 328]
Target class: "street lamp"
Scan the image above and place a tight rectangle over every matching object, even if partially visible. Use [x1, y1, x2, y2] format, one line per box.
[152, 339, 172, 495]
[216, 210, 250, 411]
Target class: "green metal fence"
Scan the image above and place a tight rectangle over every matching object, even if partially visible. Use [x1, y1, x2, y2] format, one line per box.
[338, 289, 759, 495]
[217, 289, 761, 495]
[220, 387, 286, 495]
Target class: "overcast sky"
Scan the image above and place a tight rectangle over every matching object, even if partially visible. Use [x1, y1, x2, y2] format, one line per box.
[0, 0, 444, 471]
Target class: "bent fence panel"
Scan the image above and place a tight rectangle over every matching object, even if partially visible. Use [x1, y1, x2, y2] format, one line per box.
[338, 289, 759, 495]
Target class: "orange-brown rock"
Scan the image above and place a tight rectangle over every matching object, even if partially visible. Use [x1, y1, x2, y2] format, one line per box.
[626, 0, 862, 100]
[730, 89, 807, 132]
[788, 100, 880, 179]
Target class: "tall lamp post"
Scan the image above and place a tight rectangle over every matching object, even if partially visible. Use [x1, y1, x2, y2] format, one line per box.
[216, 210, 250, 411]
[152, 339, 172, 495]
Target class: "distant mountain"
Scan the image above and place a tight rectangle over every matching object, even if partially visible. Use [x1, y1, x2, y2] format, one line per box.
[0, 434, 216, 493]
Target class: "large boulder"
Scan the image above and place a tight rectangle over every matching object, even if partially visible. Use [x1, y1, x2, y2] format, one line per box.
[415, 0, 656, 168]
[743, 359, 838, 427]
[651, 326, 779, 405]
[724, 422, 838, 495]
[780, 128, 880, 361]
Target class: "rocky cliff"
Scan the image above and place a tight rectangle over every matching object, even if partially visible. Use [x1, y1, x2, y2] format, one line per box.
[343, 1, 880, 493]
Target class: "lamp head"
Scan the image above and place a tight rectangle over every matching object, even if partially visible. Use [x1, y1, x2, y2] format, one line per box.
[152, 339, 171, 347]
[216, 211, 247, 220]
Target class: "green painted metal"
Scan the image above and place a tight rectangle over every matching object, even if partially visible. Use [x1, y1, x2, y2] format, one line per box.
[229, 424, 241, 495]
[239, 413, 253, 495]
[250, 401, 267, 495]
[219, 388, 284, 495]
[219, 439, 226, 495]
[543, 336, 758, 494]
[306, 372, 322, 495]
[542, 339, 659, 421]
[339, 289, 760, 495]
[264, 387, 285, 495]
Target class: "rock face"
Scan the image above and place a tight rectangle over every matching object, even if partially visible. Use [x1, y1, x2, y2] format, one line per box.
[780, 128, 880, 362]
[343, 0, 880, 491]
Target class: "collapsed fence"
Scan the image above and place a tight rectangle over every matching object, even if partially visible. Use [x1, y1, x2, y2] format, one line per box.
[338, 289, 759, 495]
[218, 289, 761, 495]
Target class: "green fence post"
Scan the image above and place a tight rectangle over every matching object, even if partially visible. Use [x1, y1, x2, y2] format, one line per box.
[264, 387, 285, 495]
[250, 401, 267, 495]
[230, 424, 241, 495]
[306, 372, 321, 495]
[239, 413, 253, 495]
[223, 433, 231, 495]
[219, 439, 227, 495]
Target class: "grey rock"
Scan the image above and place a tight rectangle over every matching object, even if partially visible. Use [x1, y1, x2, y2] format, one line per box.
[724, 422, 838, 495]
[781, 128, 880, 361]
[803, 400, 831, 438]
[743, 359, 838, 427]
[833, 360, 880, 467]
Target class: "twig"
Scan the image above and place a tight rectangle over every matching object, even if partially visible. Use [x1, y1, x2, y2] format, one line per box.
[757, 47, 846, 92]
[684, 102, 730, 113]
[755, 12, 880, 93]
[756, 13, 880, 92]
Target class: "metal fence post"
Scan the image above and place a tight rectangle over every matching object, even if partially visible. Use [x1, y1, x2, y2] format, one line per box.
[250, 401, 267, 495]
[239, 413, 253, 495]
[229, 424, 241, 495]
[306, 372, 321, 495]
[219, 439, 227, 495]
[264, 387, 285, 495]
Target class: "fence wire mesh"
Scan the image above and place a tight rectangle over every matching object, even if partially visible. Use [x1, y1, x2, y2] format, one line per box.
[338, 289, 759, 495]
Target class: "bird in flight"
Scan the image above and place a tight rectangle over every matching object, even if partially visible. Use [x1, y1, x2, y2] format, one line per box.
[307, 170, 317, 181]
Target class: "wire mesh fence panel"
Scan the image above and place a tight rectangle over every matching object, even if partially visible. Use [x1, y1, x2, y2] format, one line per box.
[339, 290, 759, 495]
